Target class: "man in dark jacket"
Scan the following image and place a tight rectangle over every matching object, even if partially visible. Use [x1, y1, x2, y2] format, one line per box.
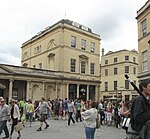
[126, 79, 150, 139]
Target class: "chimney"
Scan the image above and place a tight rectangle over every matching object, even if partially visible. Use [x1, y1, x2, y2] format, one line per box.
[102, 48, 104, 56]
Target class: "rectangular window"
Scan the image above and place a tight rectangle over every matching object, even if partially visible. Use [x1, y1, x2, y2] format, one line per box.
[90, 42, 95, 52]
[90, 63, 95, 75]
[105, 60, 108, 64]
[81, 61, 86, 74]
[141, 19, 147, 37]
[133, 57, 136, 63]
[125, 80, 129, 89]
[125, 66, 129, 73]
[142, 50, 148, 72]
[114, 67, 117, 75]
[125, 56, 129, 61]
[114, 81, 117, 90]
[34, 45, 41, 54]
[70, 59, 76, 72]
[133, 67, 136, 74]
[71, 36, 76, 48]
[105, 82, 108, 91]
[39, 63, 42, 69]
[81, 39, 86, 50]
[105, 69, 108, 76]
[114, 57, 117, 63]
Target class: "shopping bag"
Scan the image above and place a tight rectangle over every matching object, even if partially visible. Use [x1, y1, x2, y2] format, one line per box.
[15, 122, 23, 132]
[96, 114, 101, 129]
[122, 117, 130, 130]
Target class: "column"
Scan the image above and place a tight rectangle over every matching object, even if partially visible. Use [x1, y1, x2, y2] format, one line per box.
[95, 85, 100, 101]
[26, 81, 30, 100]
[42, 82, 45, 98]
[86, 85, 89, 100]
[77, 84, 79, 98]
[66, 83, 69, 99]
[60, 83, 63, 99]
[9, 79, 13, 100]
[55, 83, 58, 99]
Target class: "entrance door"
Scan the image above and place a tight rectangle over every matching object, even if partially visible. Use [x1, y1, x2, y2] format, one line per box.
[69, 84, 77, 100]
[79, 85, 87, 101]
[89, 85, 95, 100]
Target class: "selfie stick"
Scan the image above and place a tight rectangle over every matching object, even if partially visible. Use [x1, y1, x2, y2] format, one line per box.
[124, 74, 143, 96]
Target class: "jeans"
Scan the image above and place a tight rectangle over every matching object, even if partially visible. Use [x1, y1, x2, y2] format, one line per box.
[85, 127, 96, 139]
[0, 120, 9, 137]
[68, 112, 75, 125]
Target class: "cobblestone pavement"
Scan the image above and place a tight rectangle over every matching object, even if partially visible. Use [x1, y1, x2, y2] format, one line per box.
[1, 119, 126, 139]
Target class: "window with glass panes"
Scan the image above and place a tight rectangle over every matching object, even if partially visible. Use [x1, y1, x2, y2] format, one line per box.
[133, 57, 136, 63]
[71, 36, 76, 48]
[125, 80, 129, 89]
[81, 39, 86, 50]
[105, 69, 108, 76]
[81, 61, 86, 74]
[133, 67, 136, 74]
[141, 19, 147, 37]
[70, 59, 76, 72]
[90, 63, 95, 75]
[90, 42, 95, 52]
[114, 57, 117, 63]
[114, 81, 117, 90]
[105, 60, 108, 64]
[105, 82, 108, 91]
[114, 67, 117, 75]
[125, 56, 129, 61]
[142, 50, 148, 72]
[125, 66, 129, 73]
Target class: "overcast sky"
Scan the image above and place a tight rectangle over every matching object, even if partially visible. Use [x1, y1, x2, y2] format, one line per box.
[0, 0, 148, 66]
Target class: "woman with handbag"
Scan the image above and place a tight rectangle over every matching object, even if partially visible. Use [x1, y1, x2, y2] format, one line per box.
[81, 101, 98, 139]
[9, 99, 21, 139]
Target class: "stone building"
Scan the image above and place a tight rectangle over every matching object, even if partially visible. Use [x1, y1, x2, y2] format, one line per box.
[0, 19, 101, 102]
[100, 49, 138, 101]
[136, 0, 150, 81]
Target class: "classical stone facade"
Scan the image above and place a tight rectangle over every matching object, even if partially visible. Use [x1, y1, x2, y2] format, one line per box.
[0, 19, 101, 102]
[100, 49, 138, 101]
[136, 0, 150, 81]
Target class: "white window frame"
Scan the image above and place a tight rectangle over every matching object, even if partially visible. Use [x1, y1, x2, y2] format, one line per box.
[90, 63, 95, 75]
[71, 36, 76, 48]
[141, 19, 147, 37]
[142, 50, 148, 72]
[81, 39, 86, 50]
[70, 59, 76, 72]
[90, 42, 95, 53]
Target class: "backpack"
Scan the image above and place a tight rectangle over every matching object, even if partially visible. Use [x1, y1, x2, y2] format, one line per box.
[19, 101, 25, 108]
[130, 96, 150, 139]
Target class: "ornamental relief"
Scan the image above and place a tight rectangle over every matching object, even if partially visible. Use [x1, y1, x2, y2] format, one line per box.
[47, 39, 57, 49]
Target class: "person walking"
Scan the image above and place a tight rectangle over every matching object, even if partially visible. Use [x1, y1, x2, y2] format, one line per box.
[126, 79, 150, 139]
[67, 100, 75, 126]
[81, 101, 98, 139]
[9, 99, 21, 139]
[36, 97, 51, 131]
[26, 99, 34, 127]
[0, 98, 10, 139]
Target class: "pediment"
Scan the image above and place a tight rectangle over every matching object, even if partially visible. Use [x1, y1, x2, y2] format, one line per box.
[0, 65, 14, 74]
[79, 54, 89, 59]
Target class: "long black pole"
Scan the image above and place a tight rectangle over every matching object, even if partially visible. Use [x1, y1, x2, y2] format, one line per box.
[124, 74, 143, 97]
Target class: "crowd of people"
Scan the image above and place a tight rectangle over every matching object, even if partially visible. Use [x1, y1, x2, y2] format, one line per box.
[0, 79, 150, 139]
[0, 96, 132, 139]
